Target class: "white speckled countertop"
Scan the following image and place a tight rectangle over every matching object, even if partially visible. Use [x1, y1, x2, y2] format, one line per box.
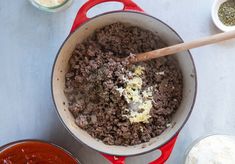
[0, 0, 235, 163]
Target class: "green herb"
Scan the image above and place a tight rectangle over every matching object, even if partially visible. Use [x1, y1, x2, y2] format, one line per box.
[218, 0, 235, 26]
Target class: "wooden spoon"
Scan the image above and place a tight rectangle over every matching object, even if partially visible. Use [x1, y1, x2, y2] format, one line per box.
[129, 30, 235, 63]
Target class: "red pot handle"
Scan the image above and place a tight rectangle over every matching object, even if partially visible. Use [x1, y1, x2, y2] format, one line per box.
[101, 134, 178, 164]
[149, 134, 178, 164]
[70, 0, 144, 33]
[102, 154, 126, 164]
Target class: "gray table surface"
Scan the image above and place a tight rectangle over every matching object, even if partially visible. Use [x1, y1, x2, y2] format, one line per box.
[1, 0, 235, 163]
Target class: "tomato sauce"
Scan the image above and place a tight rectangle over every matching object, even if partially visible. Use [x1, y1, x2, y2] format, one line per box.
[0, 141, 78, 164]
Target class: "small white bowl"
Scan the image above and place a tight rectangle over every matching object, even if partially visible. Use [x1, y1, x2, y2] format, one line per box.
[29, 0, 73, 12]
[212, 0, 235, 31]
[184, 134, 235, 164]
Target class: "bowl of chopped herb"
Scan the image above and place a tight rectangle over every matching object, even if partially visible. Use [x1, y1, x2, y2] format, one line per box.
[212, 0, 235, 31]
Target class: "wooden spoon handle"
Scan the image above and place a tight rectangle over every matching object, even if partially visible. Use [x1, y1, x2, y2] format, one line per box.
[130, 30, 235, 63]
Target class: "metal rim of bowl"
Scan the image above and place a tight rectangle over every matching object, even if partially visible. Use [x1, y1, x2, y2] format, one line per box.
[51, 10, 198, 157]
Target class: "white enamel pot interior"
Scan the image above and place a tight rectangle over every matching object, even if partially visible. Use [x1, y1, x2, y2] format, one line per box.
[52, 11, 197, 156]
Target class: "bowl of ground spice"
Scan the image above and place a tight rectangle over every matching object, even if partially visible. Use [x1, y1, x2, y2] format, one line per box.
[212, 0, 235, 31]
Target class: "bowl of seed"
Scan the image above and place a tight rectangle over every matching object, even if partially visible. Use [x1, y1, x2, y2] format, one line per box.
[212, 0, 235, 31]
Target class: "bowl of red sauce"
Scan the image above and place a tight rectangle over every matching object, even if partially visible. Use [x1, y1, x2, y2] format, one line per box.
[0, 140, 80, 164]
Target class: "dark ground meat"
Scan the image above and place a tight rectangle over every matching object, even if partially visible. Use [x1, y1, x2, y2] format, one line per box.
[64, 23, 183, 146]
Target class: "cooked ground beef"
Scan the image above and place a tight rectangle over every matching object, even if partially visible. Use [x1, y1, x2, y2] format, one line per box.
[64, 23, 183, 146]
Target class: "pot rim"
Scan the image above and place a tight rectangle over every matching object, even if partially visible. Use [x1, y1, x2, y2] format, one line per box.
[51, 10, 198, 157]
[0, 139, 80, 163]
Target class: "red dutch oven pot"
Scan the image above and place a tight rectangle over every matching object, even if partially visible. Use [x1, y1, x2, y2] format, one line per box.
[51, 0, 197, 163]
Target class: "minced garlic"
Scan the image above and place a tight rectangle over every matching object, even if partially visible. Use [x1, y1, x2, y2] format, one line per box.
[134, 65, 145, 76]
[116, 65, 154, 123]
[124, 77, 143, 103]
[129, 100, 152, 123]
